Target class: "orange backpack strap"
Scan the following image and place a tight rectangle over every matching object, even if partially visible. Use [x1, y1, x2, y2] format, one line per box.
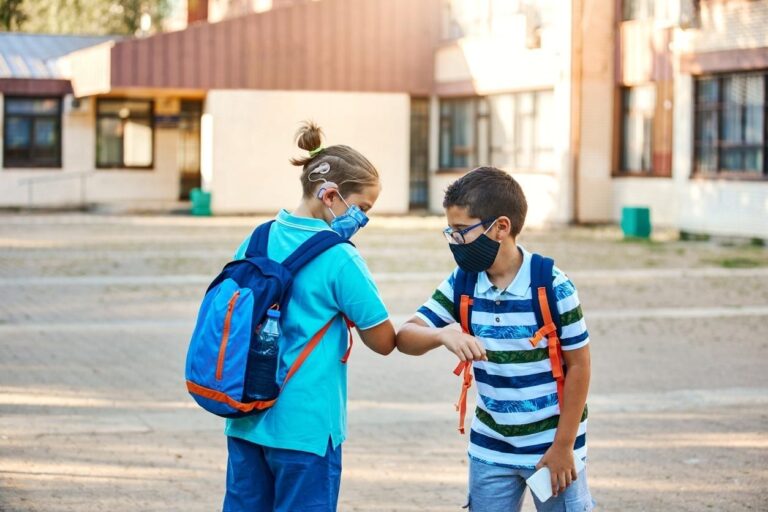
[453, 294, 474, 434]
[280, 317, 334, 391]
[341, 316, 355, 363]
[530, 286, 565, 408]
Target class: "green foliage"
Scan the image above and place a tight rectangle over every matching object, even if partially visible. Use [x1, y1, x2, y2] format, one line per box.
[6, 0, 171, 35]
[0, 0, 27, 30]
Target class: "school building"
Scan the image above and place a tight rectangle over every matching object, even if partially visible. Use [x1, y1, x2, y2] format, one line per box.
[0, 0, 766, 238]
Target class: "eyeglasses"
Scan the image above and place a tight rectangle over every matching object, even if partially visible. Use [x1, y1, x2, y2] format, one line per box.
[443, 218, 497, 245]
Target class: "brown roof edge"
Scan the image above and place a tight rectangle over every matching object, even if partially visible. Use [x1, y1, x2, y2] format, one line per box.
[0, 78, 73, 96]
[680, 47, 768, 75]
[110, 0, 441, 95]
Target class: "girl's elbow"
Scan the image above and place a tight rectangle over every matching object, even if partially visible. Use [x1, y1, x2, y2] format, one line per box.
[376, 341, 396, 356]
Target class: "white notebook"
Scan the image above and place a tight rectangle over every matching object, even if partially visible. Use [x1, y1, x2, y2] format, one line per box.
[525, 456, 586, 503]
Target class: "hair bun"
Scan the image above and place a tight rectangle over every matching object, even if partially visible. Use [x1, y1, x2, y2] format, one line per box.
[295, 121, 324, 152]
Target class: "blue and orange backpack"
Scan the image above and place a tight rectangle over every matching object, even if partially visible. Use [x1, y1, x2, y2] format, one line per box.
[185, 221, 354, 418]
[451, 254, 564, 433]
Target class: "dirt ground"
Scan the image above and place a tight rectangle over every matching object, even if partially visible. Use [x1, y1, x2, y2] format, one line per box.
[0, 212, 766, 511]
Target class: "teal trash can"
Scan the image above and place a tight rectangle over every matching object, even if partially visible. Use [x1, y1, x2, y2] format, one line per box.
[190, 188, 212, 216]
[621, 206, 651, 239]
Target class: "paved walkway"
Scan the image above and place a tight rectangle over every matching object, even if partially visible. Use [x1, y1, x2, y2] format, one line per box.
[1, 213, 766, 511]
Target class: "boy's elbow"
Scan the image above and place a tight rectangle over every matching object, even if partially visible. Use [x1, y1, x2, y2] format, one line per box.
[394, 331, 426, 356]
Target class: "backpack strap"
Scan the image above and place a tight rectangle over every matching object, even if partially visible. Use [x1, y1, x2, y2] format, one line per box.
[280, 317, 334, 391]
[244, 221, 275, 258]
[281, 230, 356, 364]
[281, 230, 349, 274]
[452, 268, 478, 335]
[451, 268, 479, 434]
[529, 253, 565, 410]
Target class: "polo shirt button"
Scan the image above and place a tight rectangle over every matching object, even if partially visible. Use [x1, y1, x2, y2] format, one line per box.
[495, 300, 501, 305]
[495, 317, 500, 323]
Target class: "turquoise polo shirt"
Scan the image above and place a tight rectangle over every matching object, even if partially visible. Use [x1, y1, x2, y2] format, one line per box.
[224, 209, 389, 456]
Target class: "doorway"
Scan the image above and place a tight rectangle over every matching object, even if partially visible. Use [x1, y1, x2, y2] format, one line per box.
[178, 100, 203, 200]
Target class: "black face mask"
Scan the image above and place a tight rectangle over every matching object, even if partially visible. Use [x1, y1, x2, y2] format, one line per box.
[449, 234, 500, 273]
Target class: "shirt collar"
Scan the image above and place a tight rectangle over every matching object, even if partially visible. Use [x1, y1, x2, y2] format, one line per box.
[475, 246, 532, 297]
[276, 209, 333, 232]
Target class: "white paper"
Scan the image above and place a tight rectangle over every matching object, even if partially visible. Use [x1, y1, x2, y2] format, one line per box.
[526, 456, 586, 503]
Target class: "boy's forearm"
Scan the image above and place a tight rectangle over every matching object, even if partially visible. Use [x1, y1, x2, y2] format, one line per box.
[395, 322, 443, 355]
[553, 361, 590, 448]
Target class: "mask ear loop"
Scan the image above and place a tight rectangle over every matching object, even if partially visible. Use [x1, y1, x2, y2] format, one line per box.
[483, 218, 501, 242]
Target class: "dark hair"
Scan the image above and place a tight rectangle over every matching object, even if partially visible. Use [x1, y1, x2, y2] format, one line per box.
[443, 167, 528, 237]
[290, 121, 379, 198]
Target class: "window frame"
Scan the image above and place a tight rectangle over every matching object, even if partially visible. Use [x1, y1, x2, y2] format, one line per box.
[691, 71, 768, 181]
[617, 84, 656, 176]
[438, 96, 487, 172]
[2, 96, 63, 169]
[488, 89, 555, 173]
[95, 97, 155, 170]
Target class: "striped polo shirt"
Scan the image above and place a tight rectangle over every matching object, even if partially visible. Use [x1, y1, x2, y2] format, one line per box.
[415, 246, 590, 469]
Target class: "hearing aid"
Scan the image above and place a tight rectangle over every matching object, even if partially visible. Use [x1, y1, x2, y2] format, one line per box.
[316, 181, 339, 200]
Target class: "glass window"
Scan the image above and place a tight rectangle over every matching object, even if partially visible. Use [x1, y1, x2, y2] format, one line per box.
[622, 0, 654, 21]
[620, 85, 656, 173]
[489, 90, 554, 171]
[96, 98, 154, 169]
[694, 72, 766, 177]
[3, 97, 62, 168]
[439, 98, 478, 169]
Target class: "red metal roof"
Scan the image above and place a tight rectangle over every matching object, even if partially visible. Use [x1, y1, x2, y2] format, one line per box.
[110, 0, 441, 95]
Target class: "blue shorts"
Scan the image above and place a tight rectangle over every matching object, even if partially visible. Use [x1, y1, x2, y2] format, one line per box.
[223, 436, 342, 512]
[466, 456, 595, 512]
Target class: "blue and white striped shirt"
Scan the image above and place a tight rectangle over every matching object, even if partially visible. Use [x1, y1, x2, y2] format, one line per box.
[415, 247, 589, 468]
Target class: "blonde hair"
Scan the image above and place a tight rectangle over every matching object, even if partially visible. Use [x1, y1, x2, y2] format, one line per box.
[290, 121, 379, 198]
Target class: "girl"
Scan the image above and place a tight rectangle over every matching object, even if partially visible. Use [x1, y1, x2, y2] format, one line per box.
[222, 122, 396, 511]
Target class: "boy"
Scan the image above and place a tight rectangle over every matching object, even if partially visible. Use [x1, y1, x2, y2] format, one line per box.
[396, 167, 594, 511]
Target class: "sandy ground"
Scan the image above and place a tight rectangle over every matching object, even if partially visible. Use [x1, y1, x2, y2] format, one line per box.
[0, 212, 766, 511]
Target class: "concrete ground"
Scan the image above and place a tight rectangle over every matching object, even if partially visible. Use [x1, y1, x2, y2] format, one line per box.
[0, 212, 766, 511]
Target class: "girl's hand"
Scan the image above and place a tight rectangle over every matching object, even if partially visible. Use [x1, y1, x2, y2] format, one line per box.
[535, 444, 577, 498]
[438, 329, 487, 362]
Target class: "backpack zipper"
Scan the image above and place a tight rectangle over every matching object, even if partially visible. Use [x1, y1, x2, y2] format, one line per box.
[216, 290, 240, 381]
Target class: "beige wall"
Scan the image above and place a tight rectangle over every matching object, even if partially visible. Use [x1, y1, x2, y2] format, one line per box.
[0, 94, 181, 207]
[680, 0, 768, 53]
[62, 42, 114, 98]
[204, 90, 410, 215]
[670, 75, 768, 238]
[576, 0, 615, 223]
[607, 0, 768, 238]
[429, 3, 573, 227]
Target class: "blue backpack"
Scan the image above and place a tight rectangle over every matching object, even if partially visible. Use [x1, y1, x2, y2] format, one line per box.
[185, 220, 352, 418]
[450, 253, 564, 434]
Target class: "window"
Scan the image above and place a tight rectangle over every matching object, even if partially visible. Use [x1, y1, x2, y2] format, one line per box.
[409, 98, 430, 208]
[617, 83, 673, 177]
[490, 90, 555, 171]
[620, 85, 655, 173]
[96, 99, 154, 169]
[439, 98, 489, 169]
[694, 72, 766, 177]
[3, 97, 62, 168]
[622, 0, 654, 21]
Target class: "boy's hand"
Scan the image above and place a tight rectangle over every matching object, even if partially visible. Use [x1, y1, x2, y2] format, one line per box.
[535, 443, 577, 498]
[437, 329, 487, 362]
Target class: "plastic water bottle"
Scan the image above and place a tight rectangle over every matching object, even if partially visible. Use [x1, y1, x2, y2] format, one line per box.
[248, 309, 280, 400]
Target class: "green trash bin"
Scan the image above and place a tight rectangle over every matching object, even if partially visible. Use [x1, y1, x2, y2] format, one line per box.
[621, 206, 651, 239]
[190, 188, 212, 216]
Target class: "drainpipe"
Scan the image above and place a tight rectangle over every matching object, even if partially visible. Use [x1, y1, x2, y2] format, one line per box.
[569, 0, 583, 224]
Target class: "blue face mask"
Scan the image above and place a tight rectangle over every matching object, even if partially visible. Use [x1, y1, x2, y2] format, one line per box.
[329, 195, 369, 239]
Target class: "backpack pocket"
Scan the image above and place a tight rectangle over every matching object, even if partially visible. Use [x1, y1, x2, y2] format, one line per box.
[187, 278, 253, 398]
